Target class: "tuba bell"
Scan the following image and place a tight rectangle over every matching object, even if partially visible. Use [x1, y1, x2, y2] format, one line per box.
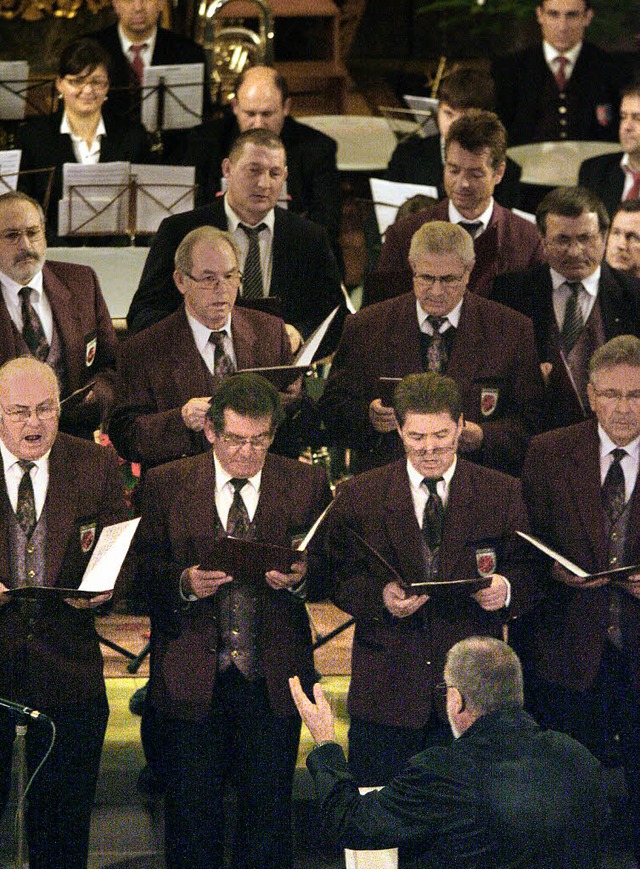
[195, 0, 275, 105]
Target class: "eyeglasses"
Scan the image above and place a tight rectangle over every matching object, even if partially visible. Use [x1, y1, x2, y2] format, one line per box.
[1, 402, 59, 422]
[219, 432, 273, 451]
[412, 273, 466, 287]
[434, 681, 454, 694]
[182, 270, 242, 289]
[0, 227, 44, 245]
[546, 233, 602, 250]
[63, 75, 109, 92]
[591, 388, 640, 404]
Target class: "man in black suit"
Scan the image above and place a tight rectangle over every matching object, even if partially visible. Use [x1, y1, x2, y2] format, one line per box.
[90, 0, 210, 151]
[606, 200, 640, 279]
[491, 0, 625, 144]
[181, 66, 342, 264]
[127, 128, 344, 346]
[387, 66, 522, 210]
[579, 83, 640, 216]
[289, 636, 608, 869]
[493, 186, 640, 430]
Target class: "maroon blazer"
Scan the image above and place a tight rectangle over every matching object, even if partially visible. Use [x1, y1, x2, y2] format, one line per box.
[0, 260, 118, 427]
[0, 434, 129, 707]
[322, 457, 536, 728]
[374, 199, 546, 301]
[319, 291, 544, 476]
[137, 450, 332, 720]
[109, 304, 293, 468]
[521, 419, 640, 692]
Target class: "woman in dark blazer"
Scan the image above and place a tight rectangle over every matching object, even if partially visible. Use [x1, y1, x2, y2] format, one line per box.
[17, 37, 150, 241]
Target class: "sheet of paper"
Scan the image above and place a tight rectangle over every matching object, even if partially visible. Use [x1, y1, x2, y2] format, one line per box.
[132, 164, 195, 232]
[142, 64, 204, 131]
[0, 149, 21, 192]
[295, 306, 340, 366]
[59, 162, 130, 236]
[78, 517, 140, 593]
[0, 61, 29, 120]
[516, 531, 589, 577]
[370, 178, 438, 237]
[402, 94, 439, 137]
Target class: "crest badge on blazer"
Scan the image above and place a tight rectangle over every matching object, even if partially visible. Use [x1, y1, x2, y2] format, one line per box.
[480, 387, 499, 417]
[476, 546, 497, 577]
[80, 521, 97, 553]
[85, 333, 97, 367]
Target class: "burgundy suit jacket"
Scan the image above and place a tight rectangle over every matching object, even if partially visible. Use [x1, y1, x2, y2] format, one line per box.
[373, 199, 545, 301]
[0, 261, 118, 426]
[322, 457, 536, 728]
[319, 291, 544, 476]
[109, 304, 292, 468]
[0, 434, 129, 707]
[138, 450, 332, 719]
[521, 419, 640, 692]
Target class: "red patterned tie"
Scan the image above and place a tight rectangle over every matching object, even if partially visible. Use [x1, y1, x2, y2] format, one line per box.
[554, 55, 569, 92]
[625, 168, 640, 201]
[129, 44, 147, 85]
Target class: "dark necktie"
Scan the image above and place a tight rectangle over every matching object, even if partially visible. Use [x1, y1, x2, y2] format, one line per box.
[239, 223, 266, 299]
[426, 316, 448, 374]
[554, 55, 569, 91]
[625, 168, 640, 201]
[16, 460, 36, 539]
[602, 448, 627, 523]
[209, 330, 235, 379]
[19, 287, 49, 362]
[227, 478, 251, 538]
[422, 477, 444, 550]
[457, 221, 482, 239]
[129, 43, 147, 85]
[561, 281, 584, 353]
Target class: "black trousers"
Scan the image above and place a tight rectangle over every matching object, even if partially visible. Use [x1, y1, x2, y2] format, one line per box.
[160, 667, 301, 869]
[0, 697, 109, 869]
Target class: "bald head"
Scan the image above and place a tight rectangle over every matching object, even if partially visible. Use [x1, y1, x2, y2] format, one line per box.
[232, 66, 290, 134]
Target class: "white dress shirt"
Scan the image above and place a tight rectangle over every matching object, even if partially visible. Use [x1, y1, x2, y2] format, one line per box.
[0, 439, 50, 519]
[448, 199, 494, 238]
[224, 197, 275, 295]
[60, 112, 106, 164]
[185, 310, 237, 374]
[598, 426, 640, 504]
[543, 40, 583, 83]
[550, 265, 600, 330]
[0, 268, 53, 343]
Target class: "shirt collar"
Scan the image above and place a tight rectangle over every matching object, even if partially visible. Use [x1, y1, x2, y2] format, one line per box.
[406, 454, 457, 490]
[0, 266, 44, 299]
[0, 438, 51, 476]
[549, 265, 601, 295]
[60, 111, 107, 142]
[448, 199, 494, 231]
[543, 40, 582, 67]
[416, 294, 464, 330]
[185, 306, 232, 355]
[598, 425, 640, 463]
[118, 23, 158, 60]
[213, 452, 262, 493]
[224, 195, 275, 234]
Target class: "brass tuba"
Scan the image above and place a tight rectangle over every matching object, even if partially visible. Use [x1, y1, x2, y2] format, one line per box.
[195, 0, 275, 105]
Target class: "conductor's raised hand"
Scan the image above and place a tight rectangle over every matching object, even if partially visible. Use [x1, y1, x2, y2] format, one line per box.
[289, 675, 336, 743]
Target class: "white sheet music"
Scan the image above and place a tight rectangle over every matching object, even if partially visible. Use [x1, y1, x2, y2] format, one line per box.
[142, 63, 204, 131]
[132, 164, 195, 232]
[59, 162, 129, 236]
[402, 94, 439, 137]
[370, 177, 438, 237]
[0, 150, 21, 193]
[79, 518, 140, 593]
[0, 61, 29, 120]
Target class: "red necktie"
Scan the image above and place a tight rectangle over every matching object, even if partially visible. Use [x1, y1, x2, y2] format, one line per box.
[625, 168, 640, 201]
[129, 44, 147, 85]
[554, 55, 569, 92]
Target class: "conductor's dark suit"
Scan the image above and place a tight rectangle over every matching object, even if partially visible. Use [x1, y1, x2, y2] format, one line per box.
[305, 709, 608, 869]
[374, 199, 545, 301]
[137, 449, 332, 868]
[0, 260, 119, 438]
[491, 42, 625, 145]
[492, 261, 640, 430]
[126, 196, 344, 338]
[386, 134, 523, 210]
[578, 151, 625, 217]
[321, 456, 535, 782]
[109, 304, 292, 469]
[0, 433, 129, 868]
[319, 291, 544, 475]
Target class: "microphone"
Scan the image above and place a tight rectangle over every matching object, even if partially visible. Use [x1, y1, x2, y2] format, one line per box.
[0, 697, 52, 724]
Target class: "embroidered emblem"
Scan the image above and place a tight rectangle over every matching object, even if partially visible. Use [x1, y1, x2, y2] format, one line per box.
[85, 335, 97, 367]
[476, 547, 497, 577]
[80, 522, 97, 554]
[480, 387, 499, 417]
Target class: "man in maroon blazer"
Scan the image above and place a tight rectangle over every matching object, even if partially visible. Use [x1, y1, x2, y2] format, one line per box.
[371, 110, 545, 303]
[321, 372, 535, 786]
[0, 191, 118, 439]
[521, 334, 640, 863]
[320, 221, 544, 476]
[0, 357, 129, 869]
[137, 372, 332, 869]
[109, 226, 298, 470]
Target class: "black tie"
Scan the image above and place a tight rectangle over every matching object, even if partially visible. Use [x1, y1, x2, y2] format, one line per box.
[209, 330, 235, 378]
[239, 223, 267, 299]
[19, 287, 49, 361]
[227, 478, 250, 538]
[422, 477, 444, 550]
[602, 448, 627, 523]
[458, 221, 482, 239]
[426, 316, 448, 374]
[16, 460, 36, 539]
[561, 281, 584, 353]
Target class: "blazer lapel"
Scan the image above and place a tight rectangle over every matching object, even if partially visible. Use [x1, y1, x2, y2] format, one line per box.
[45, 439, 77, 586]
[0, 466, 11, 586]
[42, 263, 84, 391]
[447, 293, 482, 387]
[438, 460, 476, 580]
[383, 462, 426, 586]
[567, 423, 609, 567]
[168, 308, 213, 399]
[230, 309, 257, 371]
[252, 455, 290, 545]
[388, 295, 423, 375]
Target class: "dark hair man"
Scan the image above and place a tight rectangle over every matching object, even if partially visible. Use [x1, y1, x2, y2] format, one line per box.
[605, 199, 640, 278]
[289, 635, 608, 867]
